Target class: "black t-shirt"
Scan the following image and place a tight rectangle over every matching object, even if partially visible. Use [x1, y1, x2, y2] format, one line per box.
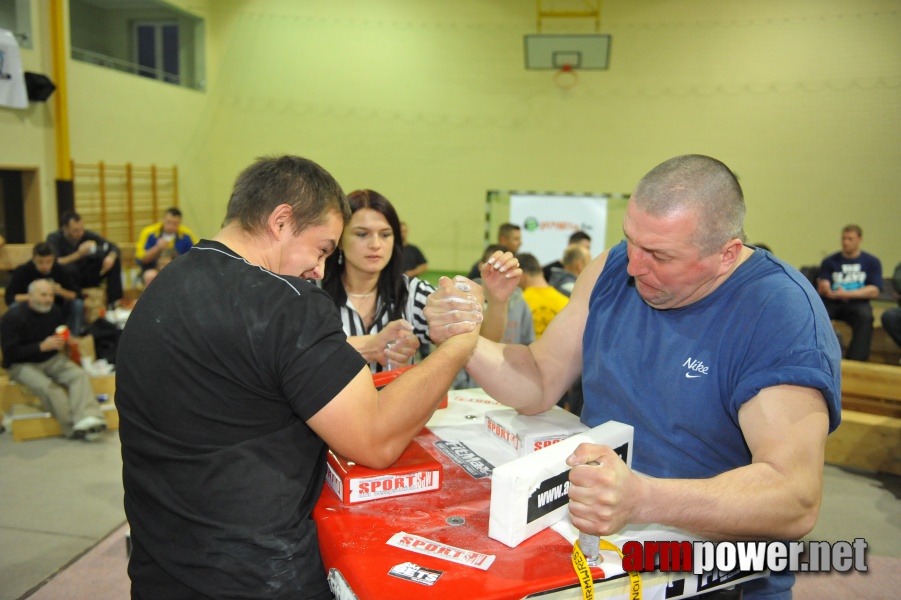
[0, 303, 65, 368]
[402, 243, 427, 272]
[5, 261, 81, 307]
[116, 240, 365, 600]
[46, 229, 119, 263]
[542, 260, 563, 282]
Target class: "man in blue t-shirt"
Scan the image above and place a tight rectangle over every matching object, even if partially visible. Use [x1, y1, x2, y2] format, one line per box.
[437, 155, 842, 599]
[816, 225, 883, 361]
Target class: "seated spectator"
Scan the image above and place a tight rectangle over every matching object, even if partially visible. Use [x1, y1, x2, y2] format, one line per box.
[0, 279, 107, 441]
[454, 244, 535, 390]
[467, 223, 522, 279]
[400, 221, 429, 278]
[5, 242, 84, 335]
[543, 230, 592, 280]
[517, 252, 569, 339]
[47, 211, 123, 309]
[816, 225, 883, 361]
[140, 248, 179, 287]
[548, 243, 592, 297]
[135, 207, 197, 271]
[881, 261, 901, 362]
[321, 189, 520, 372]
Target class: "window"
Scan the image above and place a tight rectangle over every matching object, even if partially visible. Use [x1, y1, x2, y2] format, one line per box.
[135, 21, 180, 84]
[69, 0, 205, 91]
[0, 0, 33, 49]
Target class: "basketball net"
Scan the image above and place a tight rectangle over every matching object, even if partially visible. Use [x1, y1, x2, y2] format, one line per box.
[554, 64, 578, 90]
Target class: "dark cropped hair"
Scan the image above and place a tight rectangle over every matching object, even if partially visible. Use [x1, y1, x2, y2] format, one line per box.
[516, 252, 543, 276]
[498, 223, 521, 239]
[480, 243, 509, 263]
[60, 210, 81, 227]
[321, 189, 407, 323]
[223, 155, 349, 236]
[164, 207, 182, 218]
[569, 230, 591, 244]
[842, 224, 862, 237]
[32, 242, 55, 258]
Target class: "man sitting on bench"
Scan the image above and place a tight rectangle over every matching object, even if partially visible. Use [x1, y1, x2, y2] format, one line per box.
[1, 279, 107, 441]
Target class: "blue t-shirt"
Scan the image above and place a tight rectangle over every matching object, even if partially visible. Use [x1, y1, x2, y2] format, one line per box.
[581, 242, 842, 599]
[817, 251, 883, 301]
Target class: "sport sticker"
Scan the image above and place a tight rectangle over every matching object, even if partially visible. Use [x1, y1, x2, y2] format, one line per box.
[388, 562, 443, 586]
[433, 440, 494, 479]
[387, 532, 496, 570]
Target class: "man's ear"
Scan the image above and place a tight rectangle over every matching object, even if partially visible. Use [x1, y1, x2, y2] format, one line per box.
[268, 204, 293, 238]
[719, 238, 745, 272]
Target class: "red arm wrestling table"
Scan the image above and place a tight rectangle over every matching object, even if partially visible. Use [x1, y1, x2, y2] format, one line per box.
[314, 428, 600, 599]
[313, 389, 764, 599]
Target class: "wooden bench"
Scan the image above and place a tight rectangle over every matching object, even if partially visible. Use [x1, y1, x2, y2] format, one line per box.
[831, 302, 901, 365]
[1, 373, 118, 441]
[825, 360, 901, 476]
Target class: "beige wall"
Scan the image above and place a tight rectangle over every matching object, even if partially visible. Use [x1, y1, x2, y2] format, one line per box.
[1, 0, 899, 273]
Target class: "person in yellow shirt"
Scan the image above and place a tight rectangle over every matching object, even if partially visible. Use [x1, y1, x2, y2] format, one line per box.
[135, 207, 198, 271]
[517, 252, 569, 339]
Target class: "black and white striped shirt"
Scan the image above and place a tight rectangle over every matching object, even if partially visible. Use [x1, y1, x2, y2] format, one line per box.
[336, 275, 435, 372]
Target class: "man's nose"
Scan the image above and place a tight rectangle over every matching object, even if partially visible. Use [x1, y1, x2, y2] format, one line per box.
[626, 247, 648, 276]
[307, 258, 326, 280]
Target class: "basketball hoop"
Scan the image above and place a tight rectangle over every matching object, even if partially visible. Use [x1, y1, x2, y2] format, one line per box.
[554, 64, 578, 90]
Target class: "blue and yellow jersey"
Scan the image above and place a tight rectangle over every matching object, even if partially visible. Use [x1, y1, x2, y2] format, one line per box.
[135, 222, 198, 268]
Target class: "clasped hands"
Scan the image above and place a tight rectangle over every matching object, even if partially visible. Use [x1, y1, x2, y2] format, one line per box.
[423, 251, 521, 346]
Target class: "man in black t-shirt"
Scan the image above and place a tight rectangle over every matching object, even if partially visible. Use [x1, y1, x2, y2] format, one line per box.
[1, 280, 106, 440]
[46, 211, 123, 308]
[5, 242, 84, 334]
[116, 155, 486, 600]
[400, 221, 428, 277]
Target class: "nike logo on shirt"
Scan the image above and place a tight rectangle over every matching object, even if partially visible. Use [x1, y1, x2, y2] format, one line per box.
[685, 373, 702, 378]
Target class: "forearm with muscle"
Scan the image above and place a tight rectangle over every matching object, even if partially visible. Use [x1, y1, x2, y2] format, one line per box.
[635, 386, 829, 540]
[466, 254, 600, 414]
[636, 460, 823, 541]
[464, 338, 548, 413]
[367, 335, 477, 463]
[312, 331, 479, 469]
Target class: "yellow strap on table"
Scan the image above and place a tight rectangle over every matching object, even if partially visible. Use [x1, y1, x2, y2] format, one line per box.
[572, 538, 642, 600]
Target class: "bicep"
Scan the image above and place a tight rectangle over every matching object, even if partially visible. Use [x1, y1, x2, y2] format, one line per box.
[739, 384, 830, 480]
[306, 365, 380, 462]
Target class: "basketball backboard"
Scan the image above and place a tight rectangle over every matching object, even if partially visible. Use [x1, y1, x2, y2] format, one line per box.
[524, 34, 611, 70]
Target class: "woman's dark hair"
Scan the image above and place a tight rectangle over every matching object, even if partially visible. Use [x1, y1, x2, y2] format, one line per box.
[321, 189, 408, 323]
